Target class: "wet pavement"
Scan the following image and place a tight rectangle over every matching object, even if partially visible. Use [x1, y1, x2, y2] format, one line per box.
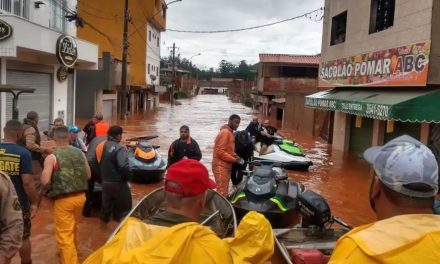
[13, 94, 375, 263]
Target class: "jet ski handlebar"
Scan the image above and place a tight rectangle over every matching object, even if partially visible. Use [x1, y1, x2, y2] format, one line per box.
[250, 160, 283, 168]
[125, 135, 158, 141]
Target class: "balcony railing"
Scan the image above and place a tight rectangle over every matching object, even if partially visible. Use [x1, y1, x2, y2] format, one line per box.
[1, 0, 29, 18]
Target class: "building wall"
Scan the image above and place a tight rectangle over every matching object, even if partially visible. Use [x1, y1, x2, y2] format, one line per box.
[428, 0, 440, 84]
[77, 0, 166, 86]
[146, 22, 161, 86]
[322, 0, 433, 63]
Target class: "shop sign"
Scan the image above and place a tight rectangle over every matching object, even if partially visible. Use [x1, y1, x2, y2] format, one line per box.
[0, 19, 13, 40]
[56, 35, 78, 68]
[57, 66, 69, 82]
[305, 98, 391, 119]
[319, 41, 430, 87]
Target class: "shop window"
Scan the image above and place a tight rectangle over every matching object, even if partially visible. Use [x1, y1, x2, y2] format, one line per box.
[330, 11, 347, 46]
[370, 0, 395, 33]
[2, 0, 29, 19]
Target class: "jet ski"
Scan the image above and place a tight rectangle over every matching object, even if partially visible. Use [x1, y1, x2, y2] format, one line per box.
[253, 141, 313, 171]
[275, 137, 304, 156]
[126, 136, 167, 183]
[274, 190, 352, 264]
[228, 161, 305, 228]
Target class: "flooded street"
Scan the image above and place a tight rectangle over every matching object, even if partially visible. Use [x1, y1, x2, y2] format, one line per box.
[15, 94, 375, 264]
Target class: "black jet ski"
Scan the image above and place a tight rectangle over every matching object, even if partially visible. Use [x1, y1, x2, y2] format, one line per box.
[228, 161, 305, 228]
[274, 190, 352, 264]
[126, 136, 167, 183]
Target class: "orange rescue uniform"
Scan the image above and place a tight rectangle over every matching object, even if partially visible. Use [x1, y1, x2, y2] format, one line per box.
[212, 125, 237, 196]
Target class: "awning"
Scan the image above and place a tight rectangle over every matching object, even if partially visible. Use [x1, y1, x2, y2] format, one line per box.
[305, 88, 440, 123]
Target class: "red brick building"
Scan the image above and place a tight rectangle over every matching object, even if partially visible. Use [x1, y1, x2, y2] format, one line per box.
[257, 54, 328, 137]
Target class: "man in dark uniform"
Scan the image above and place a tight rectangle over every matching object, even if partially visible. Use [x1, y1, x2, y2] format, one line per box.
[167, 125, 202, 167]
[96, 125, 132, 222]
[0, 120, 40, 264]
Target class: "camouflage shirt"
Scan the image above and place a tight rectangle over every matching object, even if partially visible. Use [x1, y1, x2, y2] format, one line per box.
[47, 146, 88, 198]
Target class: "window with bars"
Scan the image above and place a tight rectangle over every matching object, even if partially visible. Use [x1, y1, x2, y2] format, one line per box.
[1, 0, 29, 18]
[330, 11, 347, 46]
[50, 0, 67, 32]
[370, 0, 395, 33]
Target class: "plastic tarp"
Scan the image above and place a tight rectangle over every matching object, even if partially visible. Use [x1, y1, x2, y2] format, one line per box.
[84, 211, 274, 264]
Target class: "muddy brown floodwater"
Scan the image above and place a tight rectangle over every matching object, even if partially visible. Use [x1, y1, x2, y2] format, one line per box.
[13, 94, 375, 264]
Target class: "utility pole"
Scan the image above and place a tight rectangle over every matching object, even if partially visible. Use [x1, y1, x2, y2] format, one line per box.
[171, 43, 176, 105]
[120, 0, 129, 119]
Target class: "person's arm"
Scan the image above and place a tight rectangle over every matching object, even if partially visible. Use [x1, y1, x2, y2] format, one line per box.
[41, 154, 56, 186]
[82, 152, 91, 180]
[20, 150, 39, 205]
[116, 147, 132, 181]
[216, 130, 238, 163]
[0, 174, 23, 261]
[192, 139, 202, 161]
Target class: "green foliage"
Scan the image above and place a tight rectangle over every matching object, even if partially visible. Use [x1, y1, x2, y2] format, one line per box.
[160, 56, 257, 81]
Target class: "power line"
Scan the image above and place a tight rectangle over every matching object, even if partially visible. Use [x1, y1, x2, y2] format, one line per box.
[167, 7, 323, 33]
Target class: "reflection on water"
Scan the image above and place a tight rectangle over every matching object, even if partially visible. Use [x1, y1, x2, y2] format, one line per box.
[15, 95, 375, 263]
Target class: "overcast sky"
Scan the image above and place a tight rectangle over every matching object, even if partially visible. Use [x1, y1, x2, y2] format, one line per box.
[161, 0, 324, 69]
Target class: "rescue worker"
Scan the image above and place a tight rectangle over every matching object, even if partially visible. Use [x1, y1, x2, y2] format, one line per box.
[83, 159, 275, 264]
[48, 117, 64, 139]
[167, 125, 202, 167]
[256, 119, 277, 155]
[21, 111, 52, 185]
[329, 135, 440, 264]
[0, 120, 40, 264]
[0, 171, 23, 264]
[94, 113, 109, 137]
[68, 125, 87, 152]
[83, 116, 97, 146]
[41, 126, 90, 264]
[96, 125, 132, 223]
[82, 135, 107, 217]
[245, 116, 260, 141]
[231, 130, 253, 186]
[212, 114, 241, 197]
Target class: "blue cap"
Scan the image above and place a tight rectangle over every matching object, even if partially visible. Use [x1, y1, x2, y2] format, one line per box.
[68, 125, 80, 133]
[364, 135, 439, 198]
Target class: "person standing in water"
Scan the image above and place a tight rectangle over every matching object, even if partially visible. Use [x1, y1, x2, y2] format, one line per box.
[168, 125, 202, 167]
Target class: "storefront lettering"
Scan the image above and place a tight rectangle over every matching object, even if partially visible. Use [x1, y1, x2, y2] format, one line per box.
[0, 19, 13, 41]
[305, 98, 337, 109]
[56, 35, 78, 68]
[341, 102, 363, 112]
[319, 41, 430, 87]
[366, 104, 389, 118]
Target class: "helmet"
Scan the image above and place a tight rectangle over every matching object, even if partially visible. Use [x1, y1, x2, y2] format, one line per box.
[68, 125, 80, 133]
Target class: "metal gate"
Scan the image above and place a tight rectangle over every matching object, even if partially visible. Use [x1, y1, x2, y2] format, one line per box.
[6, 70, 52, 131]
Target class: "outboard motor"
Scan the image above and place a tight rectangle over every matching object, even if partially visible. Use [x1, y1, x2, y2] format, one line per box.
[297, 190, 331, 228]
[244, 165, 277, 200]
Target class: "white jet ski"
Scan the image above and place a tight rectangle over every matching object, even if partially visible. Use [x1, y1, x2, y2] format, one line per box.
[253, 142, 313, 171]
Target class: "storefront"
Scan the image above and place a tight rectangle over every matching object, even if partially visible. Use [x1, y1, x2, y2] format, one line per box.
[0, 15, 98, 135]
[305, 87, 440, 154]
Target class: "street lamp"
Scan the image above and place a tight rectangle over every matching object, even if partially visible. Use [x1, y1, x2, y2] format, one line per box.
[188, 53, 201, 61]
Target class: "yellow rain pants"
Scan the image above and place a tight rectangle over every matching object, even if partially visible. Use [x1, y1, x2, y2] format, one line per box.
[53, 193, 85, 264]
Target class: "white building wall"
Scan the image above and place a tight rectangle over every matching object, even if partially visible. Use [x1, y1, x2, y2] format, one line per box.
[0, 0, 97, 134]
[146, 22, 161, 86]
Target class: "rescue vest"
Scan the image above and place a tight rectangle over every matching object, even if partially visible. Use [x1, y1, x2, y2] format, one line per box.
[47, 146, 88, 198]
[95, 121, 110, 137]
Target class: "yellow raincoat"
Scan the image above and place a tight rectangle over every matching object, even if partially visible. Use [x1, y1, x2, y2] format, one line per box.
[329, 214, 440, 264]
[83, 211, 274, 264]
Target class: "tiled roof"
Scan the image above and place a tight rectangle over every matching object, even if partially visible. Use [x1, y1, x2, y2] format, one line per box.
[259, 54, 320, 65]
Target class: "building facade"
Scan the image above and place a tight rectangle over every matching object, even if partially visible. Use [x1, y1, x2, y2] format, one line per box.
[77, 0, 166, 118]
[256, 54, 323, 135]
[0, 0, 98, 135]
[306, 0, 440, 156]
